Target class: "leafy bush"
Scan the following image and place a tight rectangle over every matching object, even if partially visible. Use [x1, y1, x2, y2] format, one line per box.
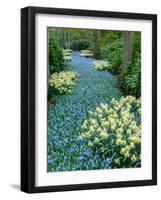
[49, 71, 79, 94]
[101, 33, 141, 98]
[133, 32, 141, 55]
[48, 86, 56, 104]
[79, 50, 93, 57]
[92, 60, 112, 71]
[48, 36, 64, 74]
[119, 54, 141, 97]
[70, 39, 91, 51]
[119, 33, 141, 97]
[101, 39, 123, 74]
[79, 96, 141, 169]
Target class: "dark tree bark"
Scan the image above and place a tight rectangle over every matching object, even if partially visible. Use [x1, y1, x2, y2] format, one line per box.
[67, 30, 71, 49]
[122, 31, 134, 70]
[63, 28, 68, 49]
[93, 30, 101, 59]
[63, 28, 71, 49]
[59, 28, 65, 49]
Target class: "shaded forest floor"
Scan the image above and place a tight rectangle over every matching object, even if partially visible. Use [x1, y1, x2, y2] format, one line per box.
[48, 52, 121, 172]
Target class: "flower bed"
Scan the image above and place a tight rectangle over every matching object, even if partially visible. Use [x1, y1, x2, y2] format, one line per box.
[80, 50, 93, 57]
[62, 49, 73, 62]
[49, 71, 79, 94]
[63, 49, 73, 53]
[92, 60, 112, 71]
[63, 55, 72, 62]
[79, 95, 141, 168]
[48, 52, 121, 172]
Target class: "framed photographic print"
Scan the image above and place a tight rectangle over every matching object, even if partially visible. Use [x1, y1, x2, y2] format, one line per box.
[21, 6, 157, 193]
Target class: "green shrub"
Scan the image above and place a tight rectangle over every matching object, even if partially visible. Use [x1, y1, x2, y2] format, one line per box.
[101, 39, 123, 74]
[101, 33, 141, 98]
[119, 32, 141, 97]
[133, 32, 141, 55]
[119, 53, 141, 97]
[48, 85, 56, 104]
[70, 39, 91, 51]
[48, 36, 64, 74]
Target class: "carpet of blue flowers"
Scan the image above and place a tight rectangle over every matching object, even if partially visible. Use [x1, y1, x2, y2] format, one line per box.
[48, 52, 121, 172]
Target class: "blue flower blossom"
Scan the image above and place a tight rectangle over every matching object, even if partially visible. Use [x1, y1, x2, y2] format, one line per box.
[48, 52, 121, 172]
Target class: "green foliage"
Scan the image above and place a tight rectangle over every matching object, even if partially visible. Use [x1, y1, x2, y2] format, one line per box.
[101, 39, 123, 74]
[119, 53, 141, 97]
[119, 32, 141, 97]
[100, 31, 122, 47]
[48, 85, 55, 104]
[70, 39, 91, 51]
[68, 28, 93, 41]
[133, 32, 141, 55]
[101, 32, 141, 98]
[48, 36, 65, 102]
[48, 36, 64, 74]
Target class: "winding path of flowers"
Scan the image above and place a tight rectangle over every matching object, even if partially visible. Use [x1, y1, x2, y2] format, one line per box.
[48, 52, 121, 172]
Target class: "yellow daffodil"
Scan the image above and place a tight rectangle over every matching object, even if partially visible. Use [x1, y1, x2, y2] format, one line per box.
[124, 151, 130, 158]
[100, 131, 109, 139]
[88, 141, 93, 147]
[129, 142, 135, 149]
[85, 132, 91, 138]
[96, 107, 102, 114]
[101, 121, 109, 128]
[94, 137, 100, 144]
[131, 154, 137, 162]
[127, 129, 132, 135]
[90, 119, 97, 126]
[114, 159, 120, 165]
[79, 95, 141, 168]
[89, 126, 95, 133]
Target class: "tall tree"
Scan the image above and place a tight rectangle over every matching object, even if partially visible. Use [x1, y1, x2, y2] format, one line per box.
[63, 28, 71, 49]
[63, 28, 68, 49]
[67, 30, 71, 49]
[122, 31, 134, 71]
[93, 30, 101, 59]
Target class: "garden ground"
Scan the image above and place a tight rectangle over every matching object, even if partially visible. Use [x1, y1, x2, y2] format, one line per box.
[48, 52, 121, 171]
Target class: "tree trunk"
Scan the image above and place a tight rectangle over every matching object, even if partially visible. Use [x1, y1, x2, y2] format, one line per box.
[67, 30, 71, 49]
[63, 28, 68, 49]
[93, 30, 101, 59]
[122, 31, 134, 70]
[59, 28, 64, 49]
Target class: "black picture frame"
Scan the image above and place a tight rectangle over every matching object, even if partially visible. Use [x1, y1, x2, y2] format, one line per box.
[21, 6, 157, 193]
